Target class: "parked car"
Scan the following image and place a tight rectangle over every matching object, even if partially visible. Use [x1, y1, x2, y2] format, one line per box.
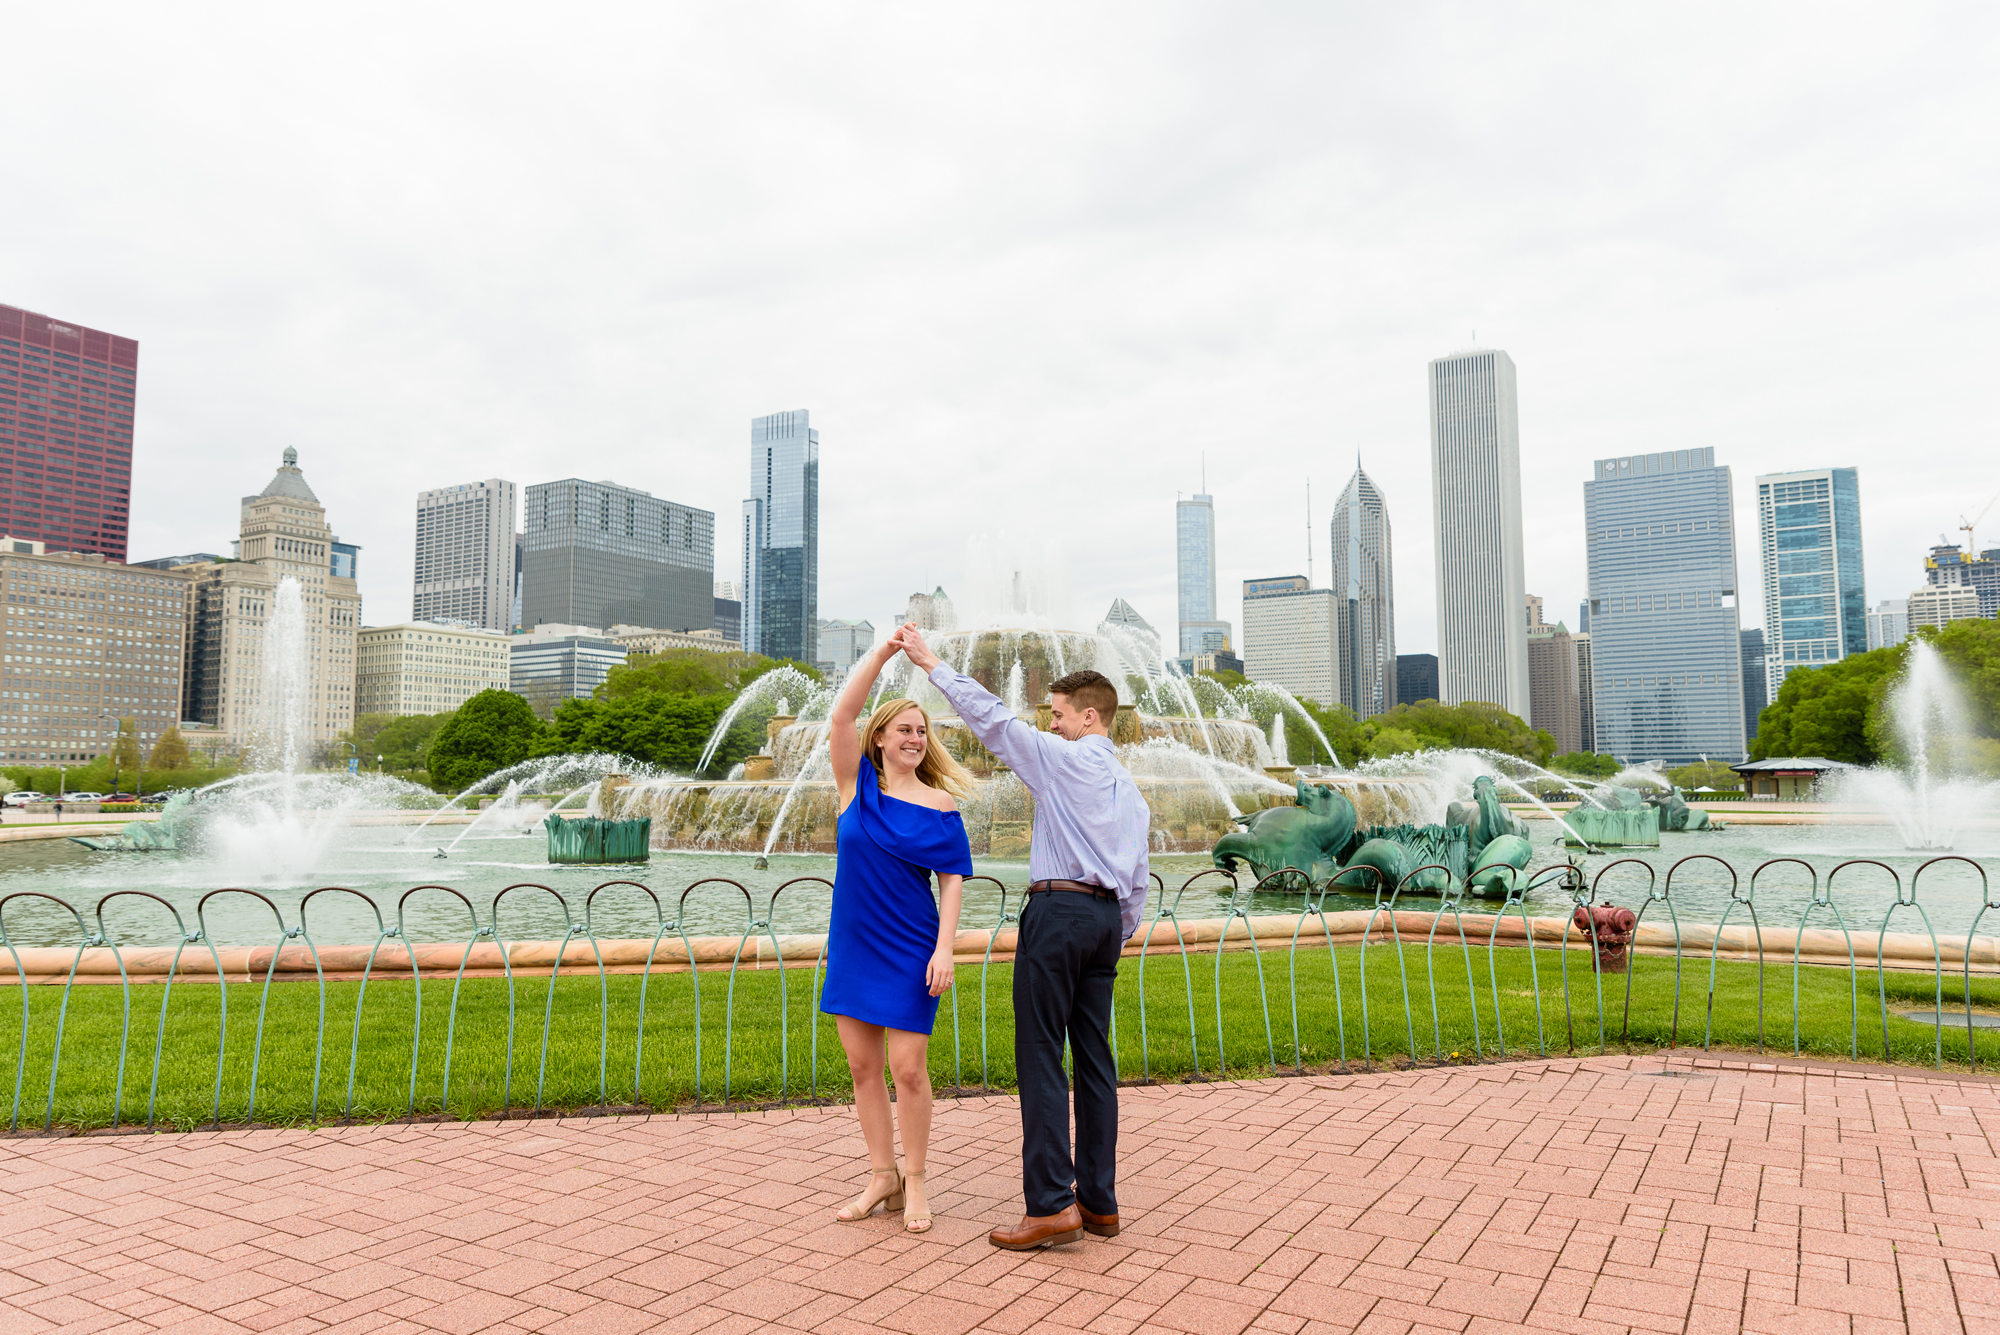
[65, 792, 106, 804]
[2, 791, 46, 808]
[105, 793, 140, 803]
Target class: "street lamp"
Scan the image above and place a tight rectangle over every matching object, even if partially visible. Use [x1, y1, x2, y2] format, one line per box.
[99, 713, 119, 795]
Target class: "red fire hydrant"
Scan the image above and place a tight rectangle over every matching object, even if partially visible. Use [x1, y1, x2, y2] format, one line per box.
[1572, 903, 1638, 973]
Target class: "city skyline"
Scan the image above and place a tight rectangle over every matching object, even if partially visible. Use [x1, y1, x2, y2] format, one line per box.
[9, 9, 1992, 664]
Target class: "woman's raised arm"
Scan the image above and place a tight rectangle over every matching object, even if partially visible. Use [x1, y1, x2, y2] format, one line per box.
[828, 637, 904, 810]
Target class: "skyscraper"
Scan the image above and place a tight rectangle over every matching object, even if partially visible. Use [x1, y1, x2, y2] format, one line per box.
[1866, 599, 1909, 652]
[1395, 653, 1439, 706]
[1585, 448, 1745, 764]
[414, 478, 518, 632]
[0, 304, 138, 560]
[180, 449, 363, 759]
[1755, 468, 1865, 701]
[1177, 492, 1231, 653]
[1739, 628, 1767, 741]
[520, 479, 713, 633]
[1573, 633, 1595, 752]
[1241, 576, 1338, 705]
[1525, 595, 1581, 755]
[1428, 349, 1530, 718]
[1921, 543, 2000, 619]
[1330, 462, 1395, 718]
[743, 410, 819, 662]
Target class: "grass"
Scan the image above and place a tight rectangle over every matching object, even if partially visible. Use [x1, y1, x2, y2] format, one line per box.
[5, 937, 1999, 1133]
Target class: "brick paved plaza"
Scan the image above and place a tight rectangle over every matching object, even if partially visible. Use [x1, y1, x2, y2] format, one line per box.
[1, 1054, 1996, 1335]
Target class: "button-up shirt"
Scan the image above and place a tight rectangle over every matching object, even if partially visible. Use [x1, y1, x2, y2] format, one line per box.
[928, 664, 1152, 939]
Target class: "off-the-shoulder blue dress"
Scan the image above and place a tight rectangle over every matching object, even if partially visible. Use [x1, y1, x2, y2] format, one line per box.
[819, 759, 975, 1034]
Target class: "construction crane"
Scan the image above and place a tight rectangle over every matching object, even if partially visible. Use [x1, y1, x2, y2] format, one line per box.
[1962, 487, 2000, 552]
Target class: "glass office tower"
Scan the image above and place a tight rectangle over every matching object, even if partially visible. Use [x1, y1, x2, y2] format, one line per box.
[1177, 493, 1230, 653]
[1331, 462, 1395, 718]
[1755, 468, 1864, 701]
[1429, 349, 1530, 718]
[520, 479, 713, 633]
[742, 410, 819, 662]
[1584, 447, 1746, 764]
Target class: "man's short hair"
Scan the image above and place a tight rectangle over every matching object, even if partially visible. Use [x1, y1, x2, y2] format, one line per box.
[1049, 669, 1118, 722]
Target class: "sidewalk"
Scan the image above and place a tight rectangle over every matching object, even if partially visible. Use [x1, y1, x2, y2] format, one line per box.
[0, 1053, 1995, 1334]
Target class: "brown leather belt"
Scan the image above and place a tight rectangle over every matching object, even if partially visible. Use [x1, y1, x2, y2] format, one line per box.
[1028, 878, 1117, 901]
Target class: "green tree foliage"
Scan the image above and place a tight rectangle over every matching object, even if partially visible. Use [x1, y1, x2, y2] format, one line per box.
[148, 726, 191, 770]
[110, 718, 142, 772]
[1751, 619, 2000, 765]
[598, 648, 819, 701]
[547, 693, 758, 774]
[425, 691, 551, 793]
[1665, 758, 1741, 790]
[1549, 751, 1621, 778]
[1268, 695, 1548, 767]
[1356, 699, 1555, 765]
[340, 712, 454, 773]
[1750, 646, 1902, 763]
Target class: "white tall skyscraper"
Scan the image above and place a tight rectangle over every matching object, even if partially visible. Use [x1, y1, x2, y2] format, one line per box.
[414, 478, 518, 633]
[1177, 492, 1230, 654]
[1429, 348, 1530, 718]
[1331, 461, 1396, 718]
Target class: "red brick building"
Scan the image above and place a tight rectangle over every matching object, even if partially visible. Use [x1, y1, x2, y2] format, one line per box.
[0, 304, 138, 561]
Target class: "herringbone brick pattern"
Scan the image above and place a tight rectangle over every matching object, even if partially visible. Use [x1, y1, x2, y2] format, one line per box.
[0, 1053, 1995, 1334]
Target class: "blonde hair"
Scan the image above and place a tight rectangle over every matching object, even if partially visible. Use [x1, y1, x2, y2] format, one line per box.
[862, 698, 976, 802]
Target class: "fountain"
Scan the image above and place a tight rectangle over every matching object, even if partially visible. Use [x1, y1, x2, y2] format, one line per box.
[1833, 639, 2000, 850]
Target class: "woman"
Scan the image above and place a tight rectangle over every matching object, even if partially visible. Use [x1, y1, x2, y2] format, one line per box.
[819, 636, 975, 1234]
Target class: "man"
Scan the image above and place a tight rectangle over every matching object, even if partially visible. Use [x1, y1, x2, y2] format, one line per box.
[893, 624, 1151, 1250]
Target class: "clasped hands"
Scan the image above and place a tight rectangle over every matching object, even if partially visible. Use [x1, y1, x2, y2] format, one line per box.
[887, 622, 942, 672]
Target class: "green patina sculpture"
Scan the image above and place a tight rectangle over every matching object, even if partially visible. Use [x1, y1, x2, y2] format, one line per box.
[1561, 783, 1719, 847]
[1648, 786, 1720, 831]
[1213, 775, 1532, 898]
[545, 814, 652, 864]
[68, 792, 196, 853]
[1212, 779, 1357, 884]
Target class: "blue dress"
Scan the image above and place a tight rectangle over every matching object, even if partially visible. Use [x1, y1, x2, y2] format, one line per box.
[819, 759, 975, 1034]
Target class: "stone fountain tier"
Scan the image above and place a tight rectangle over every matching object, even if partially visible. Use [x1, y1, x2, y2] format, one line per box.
[603, 771, 1434, 857]
[753, 709, 1270, 781]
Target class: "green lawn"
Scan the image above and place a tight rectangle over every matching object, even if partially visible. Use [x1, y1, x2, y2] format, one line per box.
[5, 937, 1998, 1132]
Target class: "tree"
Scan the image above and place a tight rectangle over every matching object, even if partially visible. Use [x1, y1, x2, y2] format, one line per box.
[148, 726, 191, 770]
[111, 718, 142, 773]
[1750, 645, 1904, 763]
[1549, 752, 1620, 778]
[338, 712, 454, 773]
[547, 693, 755, 774]
[425, 690, 550, 792]
[598, 648, 816, 701]
[1665, 758, 1740, 790]
[1354, 699, 1554, 765]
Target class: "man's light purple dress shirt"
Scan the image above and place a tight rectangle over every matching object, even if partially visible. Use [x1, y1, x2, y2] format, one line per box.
[927, 664, 1152, 940]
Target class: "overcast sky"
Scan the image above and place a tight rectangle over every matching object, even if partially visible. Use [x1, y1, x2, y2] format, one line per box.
[7, 2, 1997, 655]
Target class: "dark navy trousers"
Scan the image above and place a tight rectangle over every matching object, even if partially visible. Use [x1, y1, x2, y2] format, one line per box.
[1013, 890, 1124, 1218]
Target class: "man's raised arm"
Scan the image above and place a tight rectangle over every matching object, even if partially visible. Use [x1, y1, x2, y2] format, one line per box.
[893, 624, 1055, 787]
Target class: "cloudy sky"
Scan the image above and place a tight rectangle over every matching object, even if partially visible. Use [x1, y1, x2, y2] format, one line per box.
[7, 2, 1997, 653]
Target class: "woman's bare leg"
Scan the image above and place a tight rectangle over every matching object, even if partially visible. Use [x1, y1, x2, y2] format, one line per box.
[886, 1028, 934, 1225]
[835, 1016, 902, 1217]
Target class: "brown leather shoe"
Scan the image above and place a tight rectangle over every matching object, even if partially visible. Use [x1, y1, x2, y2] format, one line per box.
[1078, 1205, 1120, 1238]
[989, 1204, 1085, 1250]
